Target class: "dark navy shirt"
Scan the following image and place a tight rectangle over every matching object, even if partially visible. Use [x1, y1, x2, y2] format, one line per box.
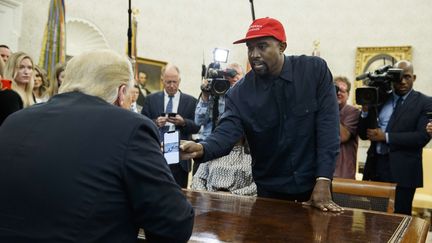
[200, 55, 340, 194]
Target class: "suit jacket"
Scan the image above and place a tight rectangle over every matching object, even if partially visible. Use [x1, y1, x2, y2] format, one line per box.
[142, 91, 200, 172]
[0, 89, 23, 126]
[359, 90, 432, 188]
[0, 92, 194, 243]
[136, 86, 151, 107]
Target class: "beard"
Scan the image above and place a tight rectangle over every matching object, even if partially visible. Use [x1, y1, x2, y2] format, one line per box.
[250, 61, 270, 77]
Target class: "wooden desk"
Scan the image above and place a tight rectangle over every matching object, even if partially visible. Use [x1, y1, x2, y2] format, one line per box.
[182, 190, 430, 243]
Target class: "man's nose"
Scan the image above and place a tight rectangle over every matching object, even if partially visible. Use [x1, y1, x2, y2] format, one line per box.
[249, 48, 260, 58]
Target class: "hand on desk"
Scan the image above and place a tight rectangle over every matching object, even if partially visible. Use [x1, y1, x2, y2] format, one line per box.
[303, 179, 343, 212]
[180, 140, 204, 160]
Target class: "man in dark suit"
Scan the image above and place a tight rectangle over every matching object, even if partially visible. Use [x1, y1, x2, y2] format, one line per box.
[142, 64, 200, 188]
[0, 50, 194, 243]
[359, 60, 432, 215]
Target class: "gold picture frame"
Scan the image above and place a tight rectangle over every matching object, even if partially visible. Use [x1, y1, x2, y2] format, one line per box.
[353, 45, 412, 104]
[135, 57, 167, 92]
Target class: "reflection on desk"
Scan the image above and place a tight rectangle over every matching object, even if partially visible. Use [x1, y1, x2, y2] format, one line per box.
[183, 190, 429, 243]
[138, 190, 429, 242]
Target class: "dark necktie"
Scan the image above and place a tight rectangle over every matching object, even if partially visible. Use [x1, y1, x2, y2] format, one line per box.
[166, 96, 174, 113]
[393, 96, 403, 114]
[160, 96, 174, 141]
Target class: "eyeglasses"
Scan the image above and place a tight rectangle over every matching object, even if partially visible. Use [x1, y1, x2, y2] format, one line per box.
[337, 88, 348, 94]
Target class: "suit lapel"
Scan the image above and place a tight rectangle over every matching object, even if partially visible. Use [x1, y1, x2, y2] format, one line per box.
[177, 92, 184, 114]
[387, 91, 416, 131]
[158, 92, 165, 115]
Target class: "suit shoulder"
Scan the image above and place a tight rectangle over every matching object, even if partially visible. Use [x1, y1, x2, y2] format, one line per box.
[180, 92, 198, 102]
[290, 55, 328, 67]
[146, 91, 163, 100]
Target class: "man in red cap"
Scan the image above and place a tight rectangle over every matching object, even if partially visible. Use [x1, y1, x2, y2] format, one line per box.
[182, 17, 341, 212]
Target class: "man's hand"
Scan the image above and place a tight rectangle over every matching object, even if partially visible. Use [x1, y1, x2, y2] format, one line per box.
[155, 116, 168, 128]
[426, 122, 432, 136]
[167, 114, 186, 127]
[180, 140, 204, 160]
[366, 128, 386, 142]
[200, 78, 211, 101]
[302, 179, 343, 212]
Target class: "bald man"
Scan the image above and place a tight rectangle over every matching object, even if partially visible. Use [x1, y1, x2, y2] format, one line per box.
[358, 60, 432, 215]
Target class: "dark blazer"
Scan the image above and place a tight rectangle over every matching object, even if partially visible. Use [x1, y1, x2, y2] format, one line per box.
[0, 89, 23, 126]
[0, 92, 194, 243]
[141, 91, 200, 172]
[359, 90, 432, 188]
[136, 86, 151, 107]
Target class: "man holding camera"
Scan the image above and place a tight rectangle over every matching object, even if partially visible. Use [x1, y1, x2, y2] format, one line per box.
[182, 17, 342, 212]
[142, 64, 200, 188]
[195, 63, 244, 141]
[358, 60, 432, 215]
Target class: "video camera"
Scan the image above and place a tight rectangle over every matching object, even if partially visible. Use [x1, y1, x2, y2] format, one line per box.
[201, 48, 233, 96]
[355, 65, 403, 106]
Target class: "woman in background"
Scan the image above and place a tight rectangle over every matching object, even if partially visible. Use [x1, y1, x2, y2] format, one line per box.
[33, 65, 50, 103]
[0, 56, 23, 126]
[49, 62, 66, 96]
[4, 52, 35, 108]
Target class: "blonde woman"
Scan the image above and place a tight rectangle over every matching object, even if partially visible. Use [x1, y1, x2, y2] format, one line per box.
[33, 66, 50, 103]
[4, 52, 35, 107]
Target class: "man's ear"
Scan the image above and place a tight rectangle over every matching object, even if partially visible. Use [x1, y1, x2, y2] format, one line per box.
[115, 84, 127, 107]
[279, 42, 287, 53]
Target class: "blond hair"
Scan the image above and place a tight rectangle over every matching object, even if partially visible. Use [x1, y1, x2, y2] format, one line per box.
[0, 57, 5, 79]
[4, 52, 35, 107]
[34, 65, 50, 98]
[59, 50, 134, 103]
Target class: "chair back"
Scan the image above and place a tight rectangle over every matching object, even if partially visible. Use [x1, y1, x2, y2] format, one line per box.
[332, 178, 396, 213]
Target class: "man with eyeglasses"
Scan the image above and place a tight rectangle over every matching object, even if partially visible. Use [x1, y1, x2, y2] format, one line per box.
[358, 60, 432, 215]
[142, 64, 200, 188]
[334, 76, 360, 179]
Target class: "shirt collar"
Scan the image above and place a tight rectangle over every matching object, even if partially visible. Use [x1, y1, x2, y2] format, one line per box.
[164, 90, 180, 98]
[392, 88, 412, 102]
[258, 55, 293, 90]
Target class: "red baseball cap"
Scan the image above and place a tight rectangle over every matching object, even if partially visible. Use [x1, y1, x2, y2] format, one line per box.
[233, 17, 286, 44]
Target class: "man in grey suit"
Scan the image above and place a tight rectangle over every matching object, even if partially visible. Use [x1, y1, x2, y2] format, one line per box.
[0, 50, 194, 242]
[359, 60, 432, 215]
[142, 64, 200, 188]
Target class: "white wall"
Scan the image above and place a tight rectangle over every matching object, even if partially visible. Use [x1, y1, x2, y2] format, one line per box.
[10, 0, 432, 98]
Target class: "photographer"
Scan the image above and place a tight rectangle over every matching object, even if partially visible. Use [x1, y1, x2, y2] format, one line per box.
[358, 60, 432, 215]
[334, 76, 360, 179]
[195, 63, 244, 141]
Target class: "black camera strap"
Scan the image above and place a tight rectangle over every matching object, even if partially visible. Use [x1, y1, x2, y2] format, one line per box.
[211, 95, 220, 131]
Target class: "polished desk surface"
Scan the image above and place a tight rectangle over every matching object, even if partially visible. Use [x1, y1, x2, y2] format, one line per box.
[182, 190, 430, 243]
